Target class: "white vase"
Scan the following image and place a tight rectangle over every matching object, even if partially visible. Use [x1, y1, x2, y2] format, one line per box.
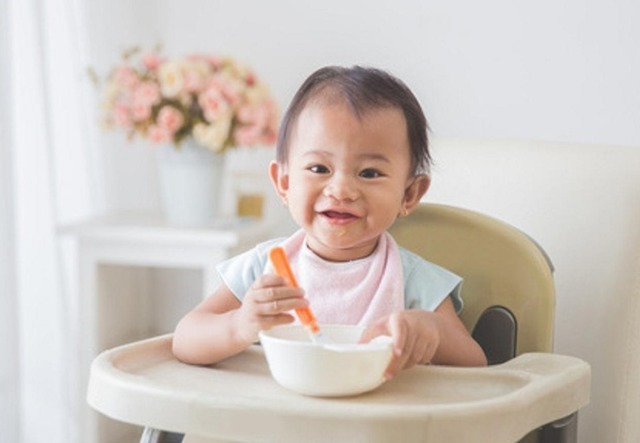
[156, 139, 226, 227]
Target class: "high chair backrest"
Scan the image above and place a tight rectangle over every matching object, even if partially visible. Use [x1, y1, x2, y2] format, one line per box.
[390, 203, 555, 364]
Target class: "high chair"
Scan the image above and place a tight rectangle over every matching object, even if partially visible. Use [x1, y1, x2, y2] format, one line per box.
[390, 203, 555, 364]
[390, 203, 583, 442]
[87, 203, 590, 443]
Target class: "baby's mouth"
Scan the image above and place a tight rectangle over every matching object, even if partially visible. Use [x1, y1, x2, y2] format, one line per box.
[320, 210, 359, 224]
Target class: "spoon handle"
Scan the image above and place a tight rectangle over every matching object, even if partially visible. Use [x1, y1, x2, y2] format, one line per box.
[269, 246, 321, 335]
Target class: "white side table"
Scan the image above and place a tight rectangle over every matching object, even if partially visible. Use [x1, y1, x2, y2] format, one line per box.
[59, 214, 278, 443]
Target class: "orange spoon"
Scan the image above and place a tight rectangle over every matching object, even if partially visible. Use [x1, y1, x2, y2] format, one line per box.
[269, 246, 324, 342]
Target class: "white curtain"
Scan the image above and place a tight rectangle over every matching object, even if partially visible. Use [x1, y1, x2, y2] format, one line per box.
[0, 1, 18, 442]
[2, 0, 102, 441]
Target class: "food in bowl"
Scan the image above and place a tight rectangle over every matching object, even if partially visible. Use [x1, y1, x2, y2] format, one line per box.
[259, 324, 393, 397]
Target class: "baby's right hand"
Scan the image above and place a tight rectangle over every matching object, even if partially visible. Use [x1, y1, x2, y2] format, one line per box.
[233, 274, 308, 343]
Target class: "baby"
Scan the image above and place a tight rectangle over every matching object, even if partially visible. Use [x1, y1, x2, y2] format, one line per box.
[173, 66, 487, 378]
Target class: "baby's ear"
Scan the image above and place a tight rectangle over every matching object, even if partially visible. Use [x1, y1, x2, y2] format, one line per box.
[269, 161, 289, 202]
[402, 175, 430, 215]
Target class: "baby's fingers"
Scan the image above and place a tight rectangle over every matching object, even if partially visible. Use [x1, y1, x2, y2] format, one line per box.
[247, 277, 307, 315]
[382, 317, 411, 379]
[388, 313, 408, 358]
[261, 295, 309, 315]
[250, 278, 303, 302]
[359, 317, 389, 344]
[259, 313, 297, 330]
[251, 274, 291, 291]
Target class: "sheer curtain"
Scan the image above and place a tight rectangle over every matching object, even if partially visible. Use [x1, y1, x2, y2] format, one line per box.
[2, 0, 102, 442]
[0, 1, 19, 442]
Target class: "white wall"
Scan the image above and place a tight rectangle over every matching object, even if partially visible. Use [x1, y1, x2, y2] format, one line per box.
[83, 1, 640, 442]
[85, 0, 640, 214]
[157, 0, 640, 146]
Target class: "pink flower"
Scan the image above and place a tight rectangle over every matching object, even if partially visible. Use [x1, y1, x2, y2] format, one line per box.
[132, 103, 152, 121]
[142, 53, 164, 71]
[147, 124, 172, 144]
[237, 104, 267, 127]
[182, 71, 202, 93]
[156, 106, 185, 133]
[198, 86, 230, 122]
[236, 105, 255, 124]
[131, 82, 161, 121]
[113, 102, 132, 128]
[232, 97, 279, 146]
[181, 59, 210, 93]
[133, 82, 161, 106]
[262, 128, 277, 145]
[238, 100, 278, 132]
[233, 124, 263, 146]
[112, 66, 139, 89]
[205, 55, 223, 69]
[208, 74, 243, 106]
[245, 70, 256, 86]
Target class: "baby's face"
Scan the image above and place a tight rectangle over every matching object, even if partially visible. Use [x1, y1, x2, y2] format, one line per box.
[277, 101, 414, 262]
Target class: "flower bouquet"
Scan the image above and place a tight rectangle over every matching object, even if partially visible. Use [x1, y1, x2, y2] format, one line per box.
[98, 48, 279, 152]
[94, 48, 279, 225]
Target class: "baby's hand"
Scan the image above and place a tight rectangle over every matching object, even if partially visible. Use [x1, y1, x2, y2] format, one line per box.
[360, 310, 440, 380]
[234, 274, 308, 343]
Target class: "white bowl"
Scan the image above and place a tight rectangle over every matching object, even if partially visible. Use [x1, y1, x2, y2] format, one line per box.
[259, 324, 393, 397]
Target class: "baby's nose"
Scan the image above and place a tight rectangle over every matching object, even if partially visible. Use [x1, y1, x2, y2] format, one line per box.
[323, 174, 360, 201]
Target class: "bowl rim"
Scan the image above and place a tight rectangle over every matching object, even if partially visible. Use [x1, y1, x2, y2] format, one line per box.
[258, 323, 365, 343]
[259, 324, 395, 353]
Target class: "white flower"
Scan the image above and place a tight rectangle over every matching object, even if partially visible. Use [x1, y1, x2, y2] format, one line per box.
[158, 61, 185, 98]
[181, 59, 210, 93]
[244, 83, 269, 105]
[193, 114, 233, 152]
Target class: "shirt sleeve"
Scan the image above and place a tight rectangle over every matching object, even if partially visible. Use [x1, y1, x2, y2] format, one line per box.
[400, 247, 464, 313]
[216, 238, 283, 302]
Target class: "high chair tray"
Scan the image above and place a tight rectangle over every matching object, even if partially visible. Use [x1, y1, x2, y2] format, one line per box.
[87, 334, 590, 443]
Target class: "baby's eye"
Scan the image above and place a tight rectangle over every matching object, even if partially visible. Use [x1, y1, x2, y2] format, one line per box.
[308, 164, 330, 174]
[359, 168, 383, 179]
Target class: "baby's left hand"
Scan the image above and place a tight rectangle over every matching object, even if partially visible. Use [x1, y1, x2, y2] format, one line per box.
[360, 310, 441, 380]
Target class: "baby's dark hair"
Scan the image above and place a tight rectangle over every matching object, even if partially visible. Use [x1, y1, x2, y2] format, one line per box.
[276, 65, 431, 175]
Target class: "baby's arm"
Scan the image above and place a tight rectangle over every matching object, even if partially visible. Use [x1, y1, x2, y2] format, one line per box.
[361, 297, 487, 379]
[172, 274, 308, 365]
